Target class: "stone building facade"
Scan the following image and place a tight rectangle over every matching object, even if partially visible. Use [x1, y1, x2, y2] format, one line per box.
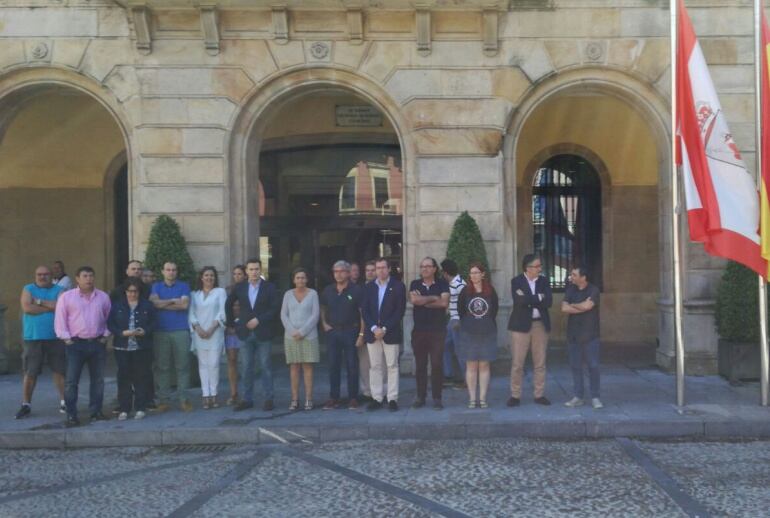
[0, 0, 758, 373]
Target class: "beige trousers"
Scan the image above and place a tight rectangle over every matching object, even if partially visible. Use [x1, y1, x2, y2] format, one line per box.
[358, 344, 371, 397]
[510, 321, 548, 398]
[367, 340, 399, 403]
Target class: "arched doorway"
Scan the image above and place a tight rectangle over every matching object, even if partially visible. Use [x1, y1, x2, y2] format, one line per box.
[230, 75, 409, 292]
[0, 82, 128, 352]
[508, 72, 668, 347]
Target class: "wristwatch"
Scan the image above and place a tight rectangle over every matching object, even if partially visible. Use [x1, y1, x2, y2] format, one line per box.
[34, 298, 42, 306]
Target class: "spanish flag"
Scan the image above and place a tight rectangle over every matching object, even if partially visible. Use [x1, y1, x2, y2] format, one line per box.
[761, 5, 770, 278]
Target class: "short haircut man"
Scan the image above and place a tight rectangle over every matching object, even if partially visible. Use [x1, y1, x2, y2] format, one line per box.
[16, 266, 66, 419]
[562, 266, 602, 409]
[440, 258, 466, 385]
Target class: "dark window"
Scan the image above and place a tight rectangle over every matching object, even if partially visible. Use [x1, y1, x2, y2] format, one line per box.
[374, 177, 389, 208]
[340, 176, 356, 210]
[532, 154, 602, 291]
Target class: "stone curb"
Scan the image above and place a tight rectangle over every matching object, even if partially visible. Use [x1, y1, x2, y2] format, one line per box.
[1, 419, 769, 449]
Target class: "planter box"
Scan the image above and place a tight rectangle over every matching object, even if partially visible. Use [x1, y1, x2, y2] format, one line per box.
[718, 339, 761, 383]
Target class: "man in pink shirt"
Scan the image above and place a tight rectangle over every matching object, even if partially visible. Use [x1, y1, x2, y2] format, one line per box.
[54, 266, 111, 427]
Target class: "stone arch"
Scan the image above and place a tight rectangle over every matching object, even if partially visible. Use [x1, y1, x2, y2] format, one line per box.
[226, 67, 417, 273]
[503, 66, 672, 346]
[0, 66, 133, 291]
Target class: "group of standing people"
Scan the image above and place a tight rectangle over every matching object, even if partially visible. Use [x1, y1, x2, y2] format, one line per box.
[15, 253, 603, 425]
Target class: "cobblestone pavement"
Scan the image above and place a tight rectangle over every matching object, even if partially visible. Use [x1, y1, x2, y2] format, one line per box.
[0, 438, 767, 517]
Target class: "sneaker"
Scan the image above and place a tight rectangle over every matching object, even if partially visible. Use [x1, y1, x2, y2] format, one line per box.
[59, 400, 66, 414]
[134, 411, 146, 420]
[388, 400, 398, 412]
[15, 404, 31, 419]
[433, 400, 444, 410]
[564, 397, 584, 408]
[90, 412, 107, 423]
[506, 397, 520, 407]
[592, 398, 604, 409]
[262, 399, 274, 412]
[65, 415, 80, 428]
[118, 412, 128, 421]
[322, 399, 337, 411]
[234, 401, 254, 412]
[411, 399, 425, 409]
[367, 400, 382, 411]
[534, 397, 551, 406]
[348, 399, 359, 410]
[180, 400, 193, 413]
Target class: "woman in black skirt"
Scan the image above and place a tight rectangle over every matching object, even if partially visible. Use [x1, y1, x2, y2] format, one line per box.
[457, 262, 498, 408]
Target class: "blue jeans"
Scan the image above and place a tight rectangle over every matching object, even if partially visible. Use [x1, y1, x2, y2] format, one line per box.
[326, 329, 359, 400]
[568, 338, 601, 399]
[443, 320, 465, 379]
[64, 339, 106, 417]
[239, 334, 273, 402]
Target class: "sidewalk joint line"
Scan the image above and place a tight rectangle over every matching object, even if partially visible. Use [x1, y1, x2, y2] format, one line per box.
[278, 446, 472, 518]
[615, 438, 712, 518]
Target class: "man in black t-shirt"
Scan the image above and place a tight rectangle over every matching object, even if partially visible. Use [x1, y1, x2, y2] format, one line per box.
[409, 257, 449, 409]
[561, 266, 602, 409]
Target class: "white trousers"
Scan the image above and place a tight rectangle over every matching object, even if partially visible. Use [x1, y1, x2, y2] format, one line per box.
[367, 340, 399, 403]
[358, 344, 371, 397]
[197, 347, 222, 397]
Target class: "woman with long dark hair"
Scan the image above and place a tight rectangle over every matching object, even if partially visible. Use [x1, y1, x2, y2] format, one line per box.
[189, 266, 227, 409]
[457, 262, 498, 408]
[224, 265, 246, 405]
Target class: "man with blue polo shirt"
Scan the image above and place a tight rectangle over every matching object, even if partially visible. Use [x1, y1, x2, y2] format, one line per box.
[150, 261, 192, 412]
[15, 266, 65, 419]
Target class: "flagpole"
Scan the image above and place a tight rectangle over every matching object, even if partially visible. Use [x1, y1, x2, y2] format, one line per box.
[671, 0, 686, 409]
[755, 0, 770, 407]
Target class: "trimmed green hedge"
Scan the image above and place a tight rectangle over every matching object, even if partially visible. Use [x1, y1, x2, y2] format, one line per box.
[143, 215, 196, 286]
[445, 211, 489, 278]
[714, 261, 765, 343]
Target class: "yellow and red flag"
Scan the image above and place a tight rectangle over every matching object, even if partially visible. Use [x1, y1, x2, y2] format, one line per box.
[760, 5, 770, 277]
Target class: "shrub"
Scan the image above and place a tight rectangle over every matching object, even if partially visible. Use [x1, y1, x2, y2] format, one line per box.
[714, 261, 764, 343]
[445, 211, 490, 278]
[144, 215, 196, 285]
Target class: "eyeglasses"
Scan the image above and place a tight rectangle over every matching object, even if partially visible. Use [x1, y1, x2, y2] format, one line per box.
[419, 264, 434, 269]
[527, 264, 542, 269]
[126, 289, 139, 293]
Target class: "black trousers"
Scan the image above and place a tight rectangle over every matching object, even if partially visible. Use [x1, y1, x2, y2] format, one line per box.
[115, 348, 153, 412]
[412, 330, 446, 401]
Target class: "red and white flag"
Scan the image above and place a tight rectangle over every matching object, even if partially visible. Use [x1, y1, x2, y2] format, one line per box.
[677, 0, 767, 276]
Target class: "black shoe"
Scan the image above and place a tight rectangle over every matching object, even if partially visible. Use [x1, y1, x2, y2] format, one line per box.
[234, 401, 254, 412]
[367, 400, 382, 411]
[14, 404, 31, 419]
[433, 400, 444, 411]
[90, 412, 107, 422]
[262, 399, 274, 412]
[506, 397, 520, 407]
[65, 415, 80, 428]
[388, 400, 398, 412]
[534, 397, 551, 406]
[411, 399, 425, 409]
[358, 394, 374, 403]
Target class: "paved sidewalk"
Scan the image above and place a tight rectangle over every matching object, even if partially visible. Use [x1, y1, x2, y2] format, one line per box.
[1, 358, 768, 448]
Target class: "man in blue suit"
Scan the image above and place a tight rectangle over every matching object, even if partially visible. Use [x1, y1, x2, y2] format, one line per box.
[232, 258, 280, 412]
[362, 258, 406, 411]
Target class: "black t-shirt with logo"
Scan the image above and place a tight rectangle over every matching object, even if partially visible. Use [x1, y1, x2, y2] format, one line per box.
[410, 278, 450, 332]
[564, 283, 600, 344]
[320, 283, 363, 328]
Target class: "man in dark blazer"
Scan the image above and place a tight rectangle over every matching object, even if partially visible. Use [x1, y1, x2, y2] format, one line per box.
[362, 258, 406, 411]
[232, 258, 280, 412]
[507, 253, 553, 407]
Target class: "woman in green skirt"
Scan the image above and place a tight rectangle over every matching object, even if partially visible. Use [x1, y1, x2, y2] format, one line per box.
[280, 268, 320, 410]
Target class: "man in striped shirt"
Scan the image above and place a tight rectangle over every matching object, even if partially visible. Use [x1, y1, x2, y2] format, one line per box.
[441, 259, 466, 387]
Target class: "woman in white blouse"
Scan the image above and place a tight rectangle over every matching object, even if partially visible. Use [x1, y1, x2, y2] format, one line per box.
[280, 268, 320, 411]
[189, 266, 227, 409]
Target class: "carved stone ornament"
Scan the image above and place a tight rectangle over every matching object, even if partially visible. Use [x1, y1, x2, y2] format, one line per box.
[584, 41, 604, 62]
[310, 41, 330, 60]
[31, 42, 49, 60]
